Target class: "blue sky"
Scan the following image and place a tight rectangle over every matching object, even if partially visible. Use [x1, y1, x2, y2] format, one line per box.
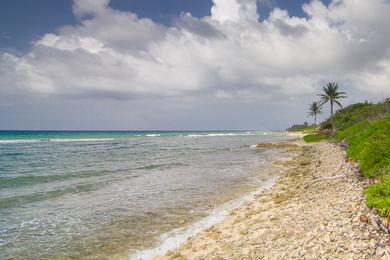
[0, 0, 389, 130]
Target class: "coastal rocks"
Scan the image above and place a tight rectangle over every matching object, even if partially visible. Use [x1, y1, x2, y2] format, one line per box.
[360, 214, 369, 223]
[157, 141, 390, 260]
[370, 215, 389, 233]
[359, 209, 389, 233]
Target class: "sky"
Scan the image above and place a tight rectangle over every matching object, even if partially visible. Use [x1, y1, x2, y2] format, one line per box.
[0, 0, 389, 130]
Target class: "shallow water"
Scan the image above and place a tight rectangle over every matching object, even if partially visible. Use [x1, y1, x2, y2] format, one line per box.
[0, 131, 295, 259]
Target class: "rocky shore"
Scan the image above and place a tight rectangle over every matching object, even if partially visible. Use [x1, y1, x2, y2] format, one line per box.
[157, 140, 390, 259]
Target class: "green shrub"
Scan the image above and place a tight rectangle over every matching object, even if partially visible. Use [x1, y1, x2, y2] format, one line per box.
[303, 134, 328, 142]
[286, 122, 318, 132]
[336, 119, 390, 178]
[365, 176, 390, 216]
[302, 125, 320, 134]
[321, 101, 390, 132]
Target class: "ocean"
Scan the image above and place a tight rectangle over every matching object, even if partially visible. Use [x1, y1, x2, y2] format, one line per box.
[0, 131, 296, 259]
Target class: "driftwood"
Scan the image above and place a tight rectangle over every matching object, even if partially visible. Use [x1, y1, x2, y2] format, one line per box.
[305, 174, 347, 188]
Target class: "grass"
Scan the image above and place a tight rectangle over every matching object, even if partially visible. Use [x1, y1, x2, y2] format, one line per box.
[335, 119, 390, 178]
[303, 133, 328, 142]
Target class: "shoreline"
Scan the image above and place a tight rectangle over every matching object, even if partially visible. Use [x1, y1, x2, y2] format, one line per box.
[131, 177, 279, 260]
[156, 140, 390, 259]
[131, 141, 298, 259]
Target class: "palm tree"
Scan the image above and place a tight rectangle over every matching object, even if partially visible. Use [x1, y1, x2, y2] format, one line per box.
[318, 82, 347, 116]
[308, 102, 322, 125]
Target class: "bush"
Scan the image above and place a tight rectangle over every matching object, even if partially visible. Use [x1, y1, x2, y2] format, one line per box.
[321, 101, 390, 132]
[286, 122, 319, 133]
[286, 122, 309, 132]
[303, 134, 328, 142]
[336, 119, 390, 178]
[365, 176, 390, 216]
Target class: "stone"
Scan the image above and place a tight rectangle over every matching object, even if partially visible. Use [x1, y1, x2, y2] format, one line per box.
[376, 248, 385, 257]
[370, 215, 381, 231]
[359, 214, 369, 223]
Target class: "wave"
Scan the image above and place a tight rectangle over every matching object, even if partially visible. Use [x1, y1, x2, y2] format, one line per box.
[186, 132, 255, 138]
[0, 132, 275, 143]
[130, 177, 278, 260]
[0, 138, 115, 144]
[0, 140, 38, 144]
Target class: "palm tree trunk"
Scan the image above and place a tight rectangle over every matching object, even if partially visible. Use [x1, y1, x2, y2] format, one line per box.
[330, 100, 334, 116]
[315, 114, 317, 125]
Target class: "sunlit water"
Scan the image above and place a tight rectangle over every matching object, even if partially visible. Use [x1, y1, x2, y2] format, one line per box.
[0, 131, 296, 259]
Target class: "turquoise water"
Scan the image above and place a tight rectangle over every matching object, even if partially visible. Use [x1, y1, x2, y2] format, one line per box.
[0, 131, 294, 259]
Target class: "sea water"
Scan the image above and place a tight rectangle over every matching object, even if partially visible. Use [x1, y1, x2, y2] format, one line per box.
[0, 131, 295, 259]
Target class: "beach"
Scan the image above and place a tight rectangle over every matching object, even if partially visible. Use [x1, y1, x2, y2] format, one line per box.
[157, 140, 390, 259]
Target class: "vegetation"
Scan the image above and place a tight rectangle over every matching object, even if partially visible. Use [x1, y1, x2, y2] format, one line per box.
[322, 101, 390, 132]
[334, 118, 390, 178]
[318, 82, 347, 116]
[287, 122, 310, 132]
[365, 176, 390, 216]
[303, 133, 328, 142]
[288, 82, 389, 216]
[307, 102, 322, 125]
[286, 122, 320, 134]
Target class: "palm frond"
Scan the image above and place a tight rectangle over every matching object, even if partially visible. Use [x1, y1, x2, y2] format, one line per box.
[334, 100, 343, 108]
[319, 82, 348, 114]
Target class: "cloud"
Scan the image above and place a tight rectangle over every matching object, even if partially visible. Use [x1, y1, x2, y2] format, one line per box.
[1, 0, 390, 103]
[211, 0, 259, 23]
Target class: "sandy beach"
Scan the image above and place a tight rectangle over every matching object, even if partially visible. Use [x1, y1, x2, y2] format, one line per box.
[157, 140, 390, 259]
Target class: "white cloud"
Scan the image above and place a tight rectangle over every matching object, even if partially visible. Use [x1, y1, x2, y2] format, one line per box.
[211, 0, 259, 23]
[1, 0, 390, 103]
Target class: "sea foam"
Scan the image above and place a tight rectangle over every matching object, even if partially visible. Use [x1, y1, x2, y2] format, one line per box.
[0, 138, 115, 144]
[130, 177, 278, 260]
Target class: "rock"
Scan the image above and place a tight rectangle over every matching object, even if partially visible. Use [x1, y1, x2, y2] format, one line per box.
[378, 217, 389, 231]
[376, 247, 385, 257]
[359, 214, 369, 223]
[369, 215, 382, 231]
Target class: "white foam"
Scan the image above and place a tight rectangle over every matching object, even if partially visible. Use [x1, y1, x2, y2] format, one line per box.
[186, 132, 255, 138]
[145, 134, 161, 137]
[50, 138, 115, 142]
[0, 140, 39, 144]
[0, 138, 115, 144]
[130, 177, 278, 260]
